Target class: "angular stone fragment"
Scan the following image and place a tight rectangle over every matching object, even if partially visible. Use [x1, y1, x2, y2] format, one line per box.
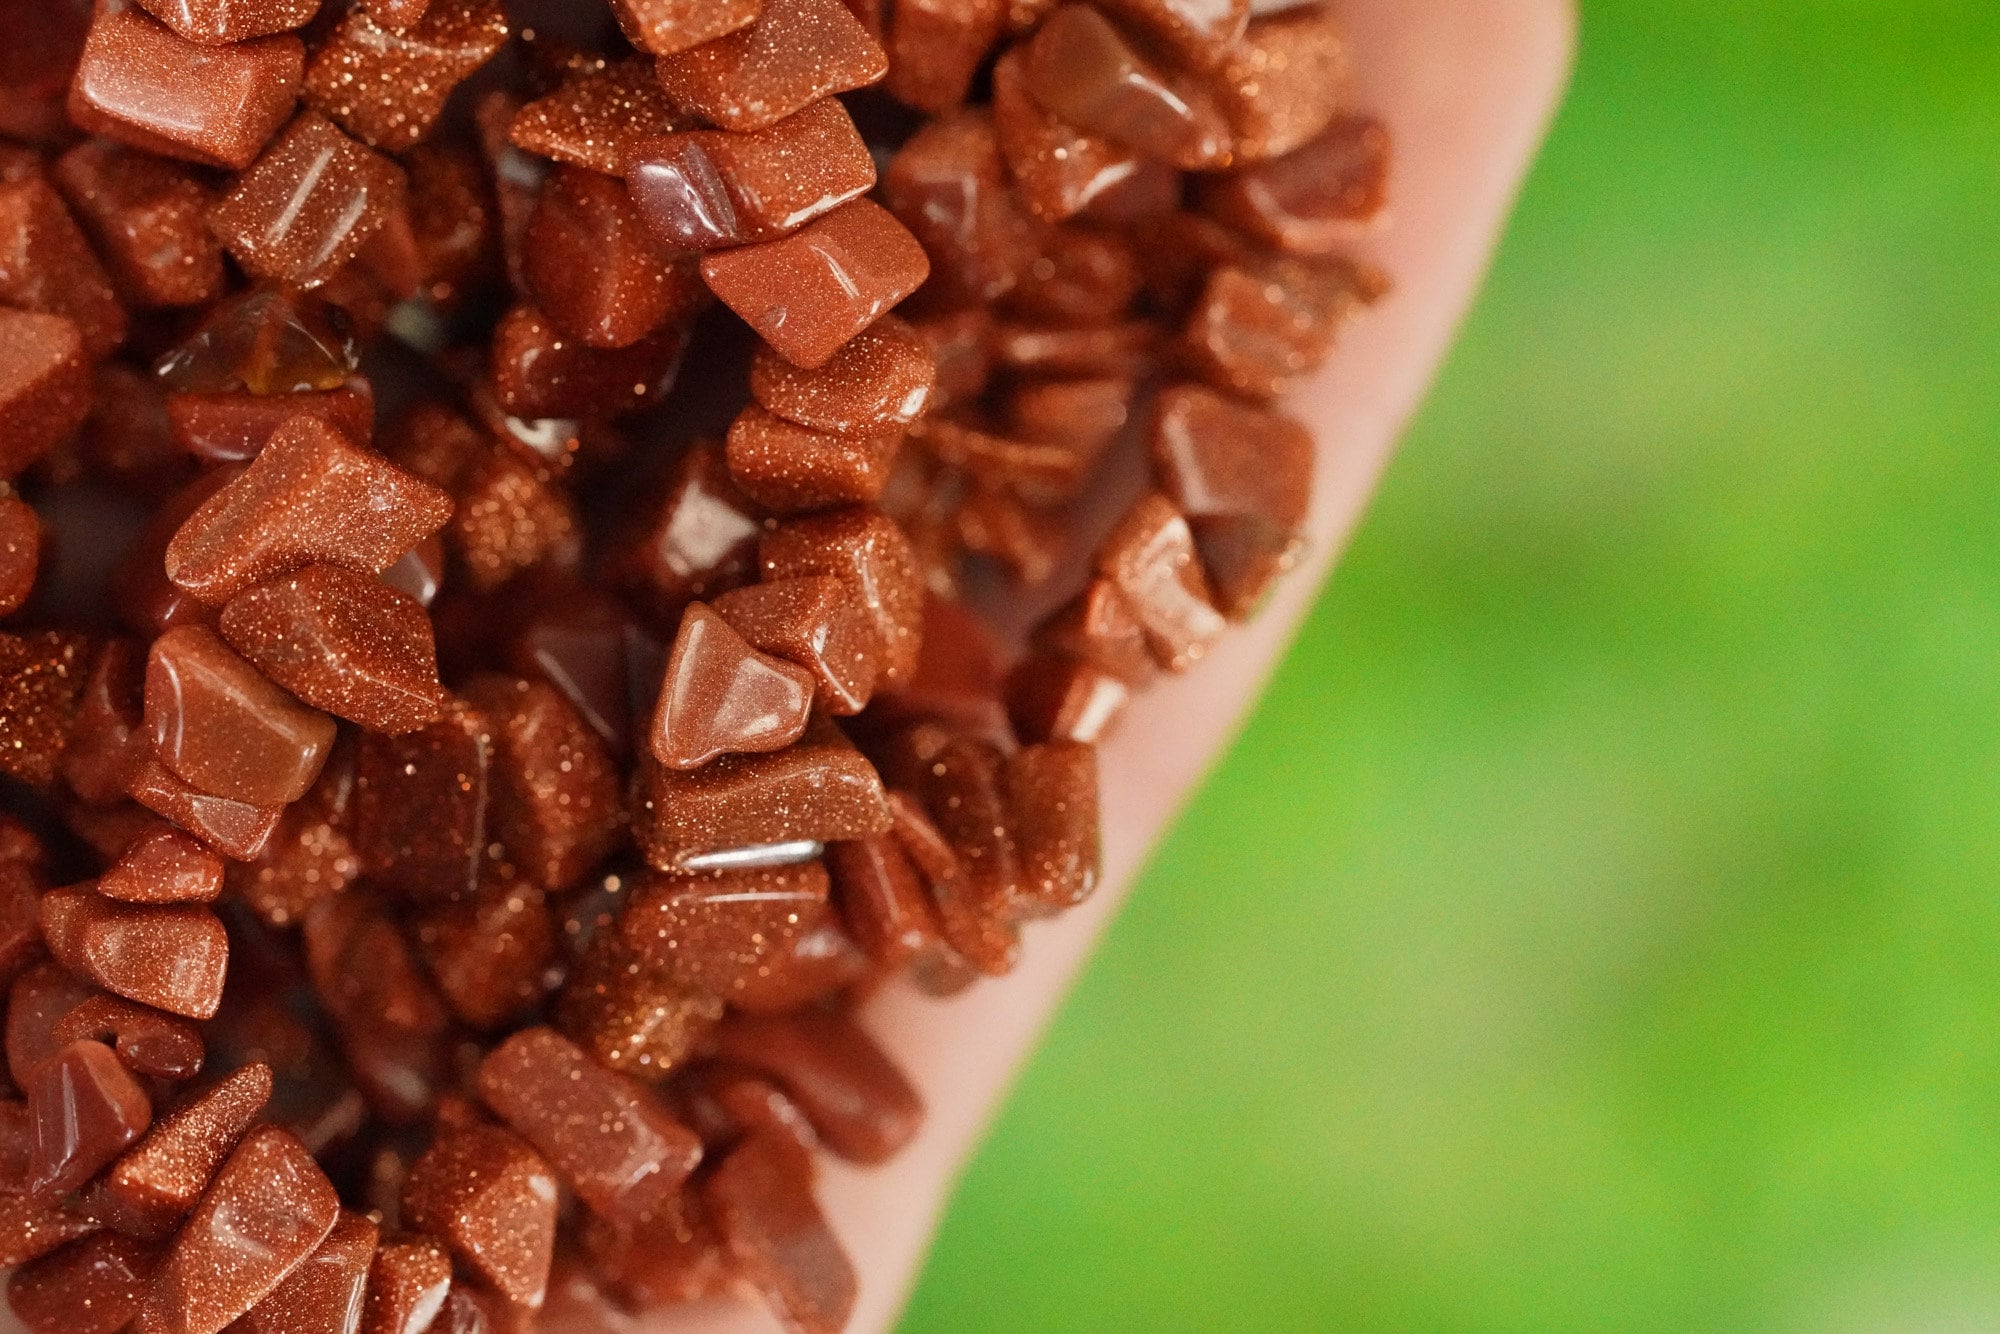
[303, 0, 508, 151]
[613, 0, 761, 56]
[86, 1063, 271, 1241]
[447, 445, 584, 595]
[6, 963, 97, 1086]
[154, 285, 357, 396]
[221, 563, 445, 736]
[713, 575, 881, 716]
[711, 1010, 921, 1163]
[606, 442, 764, 624]
[990, 46, 1141, 222]
[0, 493, 38, 617]
[761, 506, 923, 683]
[0, 176, 127, 357]
[41, 886, 230, 1019]
[701, 198, 928, 370]
[50, 140, 222, 309]
[525, 164, 703, 350]
[478, 1027, 702, 1225]
[300, 895, 451, 1123]
[69, 6, 303, 170]
[749, 314, 932, 437]
[1181, 256, 1381, 401]
[619, 860, 864, 1013]
[1210, 3, 1348, 160]
[636, 714, 889, 869]
[703, 1133, 856, 1334]
[1095, 491, 1225, 672]
[555, 932, 725, 1079]
[1004, 740, 1100, 909]
[826, 832, 942, 970]
[231, 1209, 377, 1334]
[402, 1124, 558, 1310]
[0, 310, 89, 480]
[1024, 5, 1232, 169]
[135, 1126, 339, 1334]
[360, 1238, 451, 1334]
[98, 823, 224, 904]
[653, 0, 885, 133]
[208, 111, 403, 285]
[650, 602, 816, 770]
[726, 405, 899, 513]
[222, 742, 358, 927]
[0, 1192, 101, 1267]
[459, 674, 622, 891]
[909, 416, 1087, 505]
[165, 379, 377, 469]
[1201, 114, 1391, 254]
[882, 110, 1036, 307]
[126, 754, 284, 862]
[1033, 576, 1155, 683]
[885, 0, 1003, 113]
[144, 625, 335, 806]
[352, 698, 494, 902]
[25, 1040, 150, 1198]
[1096, 0, 1249, 69]
[6, 1231, 158, 1334]
[49, 991, 204, 1083]
[625, 99, 874, 252]
[414, 876, 556, 1029]
[135, 0, 319, 44]
[510, 57, 688, 176]
[164, 416, 451, 606]
[489, 303, 690, 420]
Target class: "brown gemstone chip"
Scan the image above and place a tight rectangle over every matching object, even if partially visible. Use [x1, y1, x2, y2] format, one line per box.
[711, 1010, 922, 1164]
[1006, 650, 1130, 745]
[704, 1133, 857, 1334]
[1201, 114, 1392, 255]
[650, 602, 816, 770]
[606, 441, 764, 624]
[49, 990, 205, 1084]
[761, 506, 924, 684]
[165, 416, 451, 607]
[1182, 256, 1382, 401]
[885, 0, 1004, 113]
[653, 0, 886, 133]
[635, 715, 891, 870]
[126, 754, 285, 862]
[0, 1192, 100, 1268]
[232, 1209, 378, 1334]
[0, 493, 39, 617]
[0, 630, 88, 787]
[1096, 491, 1226, 673]
[41, 886, 230, 1020]
[402, 1123, 559, 1310]
[619, 860, 865, 1014]
[208, 113, 409, 288]
[1212, 3, 1348, 161]
[415, 875, 557, 1029]
[1024, 4, 1232, 170]
[304, 0, 509, 152]
[25, 1039, 151, 1197]
[478, 1026, 703, 1225]
[726, 405, 900, 513]
[460, 674, 624, 893]
[625, 98, 876, 253]
[614, 0, 762, 56]
[511, 57, 688, 176]
[990, 46, 1142, 223]
[713, 575, 883, 716]
[361, 1237, 452, 1334]
[826, 833, 942, 971]
[220, 563, 447, 736]
[882, 109, 1037, 307]
[1096, 0, 1249, 70]
[50, 140, 223, 309]
[1151, 382, 1313, 617]
[0, 176, 127, 358]
[749, 315, 934, 438]
[702, 198, 929, 370]
[526, 164, 704, 350]
[0, 310, 89, 480]
[144, 625, 335, 806]
[154, 285, 358, 397]
[7, 1231, 159, 1334]
[555, 932, 726, 1078]
[1006, 740, 1100, 909]
[69, 6, 303, 171]
[135, 0, 319, 44]
[135, 1125, 339, 1334]
[352, 698, 495, 902]
[98, 824, 224, 904]
[490, 303, 691, 420]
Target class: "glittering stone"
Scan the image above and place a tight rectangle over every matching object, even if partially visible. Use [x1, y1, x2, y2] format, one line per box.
[653, 0, 886, 133]
[303, 0, 508, 151]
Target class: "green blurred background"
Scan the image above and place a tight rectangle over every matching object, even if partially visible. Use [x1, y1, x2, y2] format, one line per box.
[905, 3, 2000, 1330]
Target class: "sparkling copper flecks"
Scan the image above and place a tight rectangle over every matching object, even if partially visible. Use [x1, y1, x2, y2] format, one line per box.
[613, 0, 761, 57]
[220, 562, 446, 736]
[625, 98, 876, 252]
[1200, 113, 1391, 254]
[48, 990, 205, 1082]
[702, 1133, 856, 1334]
[510, 56, 689, 176]
[0, 493, 41, 617]
[40, 885, 230, 1019]
[477, 1026, 703, 1225]
[990, 45, 1143, 223]
[650, 602, 816, 769]
[97, 823, 225, 903]
[701, 198, 929, 370]
[749, 313, 933, 437]
[134, 0, 320, 45]
[555, 931, 725, 1078]
[1023, 4, 1232, 170]
[85, 1062, 269, 1242]
[0, 176, 127, 357]
[653, 0, 886, 133]
[713, 574, 884, 715]
[414, 874, 558, 1028]
[0, 630, 87, 786]
[69, 6, 304, 170]
[207, 113, 410, 287]
[304, 0, 508, 151]
[223, 740, 359, 926]
[143, 624, 335, 806]
[457, 673, 625, 891]
[634, 714, 891, 870]
[725, 405, 900, 513]
[447, 444, 586, 594]
[360, 1238, 452, 1334]
[0, 311, 91, 480]
[401, 1123, 559, 1310]
[761, 506, 924, 684]
[526, 164, 704, 350]
[49, 136, 220, 310]
[126, 752, 285, 861]
[1211, 2, 1348, 161]
[134, 1125, 339, 1334]
[230, 1209, 377, 1334]
[6, 1230, 159, 1334]
[164, 415, 451, 607]
[885, 0, 1004, 113]
[352, 697, 495, 902]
